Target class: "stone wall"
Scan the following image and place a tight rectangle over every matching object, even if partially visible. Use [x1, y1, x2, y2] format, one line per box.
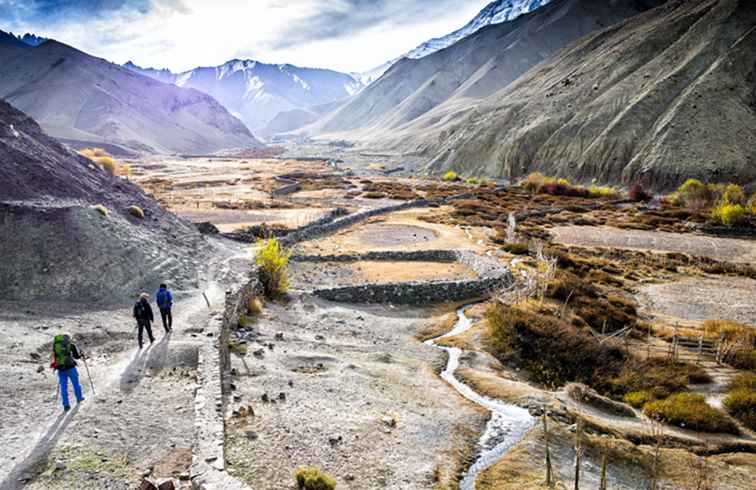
[191, 276, 261, 490]
[305, 250, 514, 305]
[281, 200, 430, 245]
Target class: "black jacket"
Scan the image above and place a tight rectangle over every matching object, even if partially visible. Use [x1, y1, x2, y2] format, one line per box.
[133, 298, 154, 322]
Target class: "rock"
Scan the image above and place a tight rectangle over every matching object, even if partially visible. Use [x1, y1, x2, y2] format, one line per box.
[245, 431, 258, 441]
[36, 365, 44, 373]
[381, 415, 397, 428]
[137, 479, 158, 490]
[195, 222, 219, 235]
[267, 343, 274, 350]
[18, 472, 32, 482]
[274, 332, 284, 341]
[157, 480, 176, 490]
[253, 348, 265, 358]
[328, 435, 342, 447]
[29, 352, 40, 360]
[233, 394, 242, 402]
[261, 393, 269, 403]
[528, 406, 544, 417]
[288, 380, 294, 387]
[54, 462, 66, 471]
[315, 335, 325, 341]
[345, 474, 355, 481]
[178, 472, 190, 481]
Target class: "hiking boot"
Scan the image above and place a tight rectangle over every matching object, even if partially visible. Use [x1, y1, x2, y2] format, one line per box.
[63, 405, 71, 412]
[77, 398, 85, 404]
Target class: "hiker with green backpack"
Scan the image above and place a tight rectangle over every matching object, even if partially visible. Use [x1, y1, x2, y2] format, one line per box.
[51, 333, 85, 411]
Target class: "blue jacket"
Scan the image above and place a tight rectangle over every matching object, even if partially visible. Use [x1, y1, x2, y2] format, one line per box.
[156, 287, 173, 309]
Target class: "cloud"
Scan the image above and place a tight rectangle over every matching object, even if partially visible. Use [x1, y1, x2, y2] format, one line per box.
[0, 0, 488, 73]
[268, 0, 465, 50]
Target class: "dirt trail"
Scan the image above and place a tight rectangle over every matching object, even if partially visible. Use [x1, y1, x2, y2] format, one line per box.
[0, 239, 249, 489]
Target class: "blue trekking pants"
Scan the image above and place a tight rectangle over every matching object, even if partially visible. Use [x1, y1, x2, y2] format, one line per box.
[58, 367, 84, 408]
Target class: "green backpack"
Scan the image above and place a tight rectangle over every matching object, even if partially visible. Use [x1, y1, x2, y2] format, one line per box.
[53, 334, 75, 369]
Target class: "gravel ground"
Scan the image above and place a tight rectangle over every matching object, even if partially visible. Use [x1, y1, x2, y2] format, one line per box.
[638, 276, 756, 325]
[225, 296, 487, 489]
[550, 226, 756, 263]
[0, 238, 249, 490]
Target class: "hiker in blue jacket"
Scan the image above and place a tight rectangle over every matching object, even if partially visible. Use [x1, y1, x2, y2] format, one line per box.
[51, 333, 85, 411]
[156, 283, 173, 333]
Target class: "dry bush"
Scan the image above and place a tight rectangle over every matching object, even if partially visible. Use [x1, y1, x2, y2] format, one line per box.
[294, 467, 336, 490]
[721, 184, 746, 205]
[704, 320, 755, 369]
[609, 358, 709, 399]
[501, 242, 530, 255]
[521, 172, 550, 192]
[623, 390, 656, 408]
[92, 204, 109, 216]
[247, 296, 263, 315]
[675, 179, 712, 209]
[643, 392, 739, 434]
[127, 205, 144, 219]
[629, 183, 652, 202]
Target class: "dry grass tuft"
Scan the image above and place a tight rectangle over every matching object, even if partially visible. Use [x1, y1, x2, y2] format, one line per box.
[92, 204, 109, 217]
[294, 467, 336, 490]
[127, 205, 144, 219]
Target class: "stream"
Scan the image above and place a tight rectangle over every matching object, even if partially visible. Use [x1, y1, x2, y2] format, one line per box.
[425, 305, 534, 490]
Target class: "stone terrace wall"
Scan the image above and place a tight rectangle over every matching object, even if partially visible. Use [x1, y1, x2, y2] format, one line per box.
[280, 199, 430, 245]
[302, 250, 514, 305]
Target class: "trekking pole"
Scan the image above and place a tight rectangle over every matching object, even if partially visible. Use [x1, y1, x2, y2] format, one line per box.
[82, 356, 96, 397]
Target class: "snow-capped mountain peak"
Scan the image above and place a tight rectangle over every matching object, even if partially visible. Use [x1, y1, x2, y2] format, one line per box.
[357, 0, 551, 82]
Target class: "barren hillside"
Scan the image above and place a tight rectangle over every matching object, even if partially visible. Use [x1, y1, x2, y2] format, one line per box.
[308, 0, 660, 142]
[417, 0, 756, 189]
[0, 38, 260, 155]
[0, 100, 208, 304]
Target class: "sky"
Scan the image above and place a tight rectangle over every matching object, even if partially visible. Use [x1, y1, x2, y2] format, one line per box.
[0, 0, 491, 73]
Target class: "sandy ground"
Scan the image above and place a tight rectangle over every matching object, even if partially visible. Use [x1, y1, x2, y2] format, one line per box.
[550, 225, 756, 263]
[289, 260, 477, 289]
[296, 208, 492, 256]
[225, 298, 487, 489]
[0, 238, 250, 489]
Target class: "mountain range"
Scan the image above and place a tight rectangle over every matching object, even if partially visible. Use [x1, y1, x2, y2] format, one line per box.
[0, 33, 259, 155]
[124, 59, 362, 134]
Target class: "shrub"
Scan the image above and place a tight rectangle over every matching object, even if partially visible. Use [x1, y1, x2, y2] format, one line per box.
[98, 156, 118, 175]
[728, 373, 756, 391]
[521, 172, 552, 192]
[247, 296, 263, 315]
[465, 176, 480, 185]
[676, 179, 711, 208]
[119, 163, 132, 177]
[609, 358, 708, 399]
[441, 171, 458, 182]
[128, 205, 145, 219]
[721, 184, 746, 205]
[501, 242, 530, 255]
[255, 237, 291, 298]
[362, 191, 386, 199]
[588, 185, 619, 199]
[643, 392, 739, 434]
[748, 194, 756, 215]
[557, 178, 571, 186]
[711, 202, 747, 228]
[629, 183, 652, 202]
[92, 204, 109, 217]
[724, 388, 756, 431]
[623, 390, 656, 408]
[294, 467, 336, 490]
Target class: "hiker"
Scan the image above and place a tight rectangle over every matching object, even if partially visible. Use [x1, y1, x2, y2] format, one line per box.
[133, 292, 155, 349]
[51, 333, 85, 411]
[155, 283, 173, 333]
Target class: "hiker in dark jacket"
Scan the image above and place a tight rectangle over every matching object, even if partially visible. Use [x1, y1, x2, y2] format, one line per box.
[51, 333, 85, 411]
[133, 292, 155, 349]
[155, 283, 173, 333]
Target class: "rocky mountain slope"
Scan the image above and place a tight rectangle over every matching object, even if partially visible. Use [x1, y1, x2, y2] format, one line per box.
[420, 0, 756, 189]
[354, 0, 553, 85]
[309, 0, 658, 140]
[125, 59, 362, 132]
[0, 100, 208, 304]
[0, 37, 260, 155]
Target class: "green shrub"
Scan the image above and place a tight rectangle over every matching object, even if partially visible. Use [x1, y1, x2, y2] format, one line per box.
[92, 204, 109, 217]
[724, 388, 756, 431]
[676, 179, 710, 208]
[441, 171, 458, 182]
[465, 176, 480, 185]
[643, 392, 739, 434]
[128, 205, 145, 219]
[711, 202, 747, 228]
[721, 184, 746, 205]
[588, 185, 619, 199]
[623, 390, 656, 408]
[255, 237, 291, 298]
[294, 467, 336, 490]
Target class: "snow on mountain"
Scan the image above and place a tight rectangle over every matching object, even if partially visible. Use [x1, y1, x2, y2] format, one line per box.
[125, 59, 362, 132]
[356, 0, 552, 83]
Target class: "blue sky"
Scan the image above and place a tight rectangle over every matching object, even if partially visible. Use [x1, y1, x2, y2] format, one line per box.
[0, 0, 490, 73]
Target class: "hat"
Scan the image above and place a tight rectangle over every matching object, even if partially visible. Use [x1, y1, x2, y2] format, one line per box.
[139, 292, 150, 300]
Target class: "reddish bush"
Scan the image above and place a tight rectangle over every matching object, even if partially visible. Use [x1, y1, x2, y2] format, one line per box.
[629, 183, 652, 202]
